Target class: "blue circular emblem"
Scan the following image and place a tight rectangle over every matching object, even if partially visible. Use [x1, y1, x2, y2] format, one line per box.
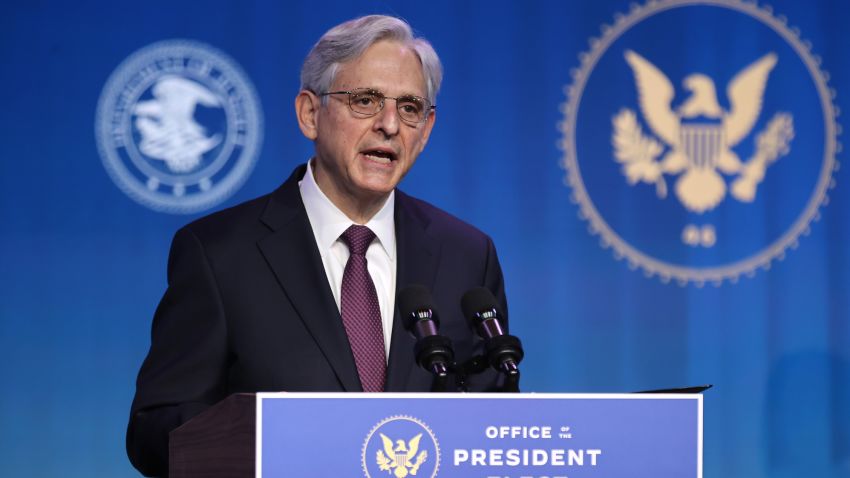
[362, 415, 440, 478]
[560, 0, 839, 285]
[95, 39, 263, 214]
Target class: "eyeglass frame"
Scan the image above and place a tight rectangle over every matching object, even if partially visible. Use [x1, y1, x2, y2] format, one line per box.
[319, 88, 436, 125]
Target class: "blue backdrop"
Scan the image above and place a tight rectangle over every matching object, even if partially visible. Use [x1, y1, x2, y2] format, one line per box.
[1, 1, 848, 476]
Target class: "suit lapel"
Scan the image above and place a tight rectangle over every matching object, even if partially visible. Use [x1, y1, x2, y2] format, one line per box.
[257, 165, 362, 392]
[385, 191, 441, 391]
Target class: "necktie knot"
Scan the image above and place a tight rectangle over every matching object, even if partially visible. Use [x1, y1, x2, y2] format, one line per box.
[341, 225, 376, 256]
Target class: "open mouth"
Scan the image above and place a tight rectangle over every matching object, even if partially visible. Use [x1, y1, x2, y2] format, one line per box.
[362, 149, 397, 164]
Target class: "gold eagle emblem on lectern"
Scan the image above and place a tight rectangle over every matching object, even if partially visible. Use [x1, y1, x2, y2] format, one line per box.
[613, 49, 794, 213]
[375, 432, 428, 477]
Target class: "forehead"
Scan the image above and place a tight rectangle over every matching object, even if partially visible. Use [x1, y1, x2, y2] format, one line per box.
[333, 40, 427, 96]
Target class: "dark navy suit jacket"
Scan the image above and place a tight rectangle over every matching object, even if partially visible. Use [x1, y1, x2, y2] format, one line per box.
[127, 164, 508, 476]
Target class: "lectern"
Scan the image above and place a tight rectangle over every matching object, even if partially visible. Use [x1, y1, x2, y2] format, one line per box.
[170, 393, 702, 478]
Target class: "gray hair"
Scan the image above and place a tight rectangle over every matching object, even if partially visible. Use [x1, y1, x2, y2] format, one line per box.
[300, 15, 443, 104]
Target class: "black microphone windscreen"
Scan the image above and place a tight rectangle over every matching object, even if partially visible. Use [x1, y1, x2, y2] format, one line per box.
[397, 285, 435, 330]
[461, 287, 500, 319]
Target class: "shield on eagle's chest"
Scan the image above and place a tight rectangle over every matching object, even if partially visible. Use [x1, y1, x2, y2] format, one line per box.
[679, 120, 725, 170]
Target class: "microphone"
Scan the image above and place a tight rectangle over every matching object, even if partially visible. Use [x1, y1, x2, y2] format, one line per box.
[397, 285, 455, 380]
[461, 287, 524, 379]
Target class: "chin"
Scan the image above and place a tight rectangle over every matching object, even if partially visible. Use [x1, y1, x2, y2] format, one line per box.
[356, 183, 396, 198]
[354, 173, 403, 196]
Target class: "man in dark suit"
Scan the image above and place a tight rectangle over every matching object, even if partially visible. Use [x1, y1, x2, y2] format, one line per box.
[127, 15, 508, 477]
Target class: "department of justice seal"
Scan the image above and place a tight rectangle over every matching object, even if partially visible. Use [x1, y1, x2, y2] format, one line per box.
[95, 39, 263, 214]
[362, 415, 440, 478]
[559, 0, 840, 286]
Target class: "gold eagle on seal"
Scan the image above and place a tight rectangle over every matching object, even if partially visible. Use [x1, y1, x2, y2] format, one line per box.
[613, 50, 794, 213]
[375, 432, 428, 478]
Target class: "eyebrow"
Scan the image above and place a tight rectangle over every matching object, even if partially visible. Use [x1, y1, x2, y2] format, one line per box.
[355, 87, 427, 98]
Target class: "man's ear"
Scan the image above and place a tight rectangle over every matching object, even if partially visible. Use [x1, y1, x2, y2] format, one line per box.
[416, 108, 437, 153]
[295, 90, 321, 140]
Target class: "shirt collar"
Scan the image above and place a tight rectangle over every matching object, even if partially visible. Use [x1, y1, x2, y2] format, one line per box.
[299, 159, 396, 261]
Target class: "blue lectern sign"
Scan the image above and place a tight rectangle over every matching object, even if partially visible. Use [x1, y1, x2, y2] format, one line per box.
[256, 393, 702, 478]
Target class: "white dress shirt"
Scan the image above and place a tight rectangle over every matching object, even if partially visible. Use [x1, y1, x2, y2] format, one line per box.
[298, 159, 396, 360]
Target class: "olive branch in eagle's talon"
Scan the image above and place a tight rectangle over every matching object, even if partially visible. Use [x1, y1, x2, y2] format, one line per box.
[612, 108, 668, 198]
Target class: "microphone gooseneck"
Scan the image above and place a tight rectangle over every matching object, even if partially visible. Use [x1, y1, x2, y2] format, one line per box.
[461, 287, 524, 383]
[397, 285, 455, 380]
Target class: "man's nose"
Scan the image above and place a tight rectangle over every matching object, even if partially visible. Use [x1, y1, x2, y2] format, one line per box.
[372, 100, 400, 137]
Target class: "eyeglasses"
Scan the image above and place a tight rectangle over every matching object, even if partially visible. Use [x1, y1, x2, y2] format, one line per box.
[320, 88, 435, 125]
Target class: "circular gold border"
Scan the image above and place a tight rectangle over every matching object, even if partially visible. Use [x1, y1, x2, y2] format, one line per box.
[361, 415, 441, 478]
[559, 0, 841, 286]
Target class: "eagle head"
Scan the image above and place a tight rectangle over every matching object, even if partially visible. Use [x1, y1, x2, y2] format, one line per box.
[679, 74, 723, 119]
[394, 440, 408, 453]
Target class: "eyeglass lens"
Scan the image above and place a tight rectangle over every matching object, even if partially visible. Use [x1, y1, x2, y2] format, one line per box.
[348, 89, 429, 123]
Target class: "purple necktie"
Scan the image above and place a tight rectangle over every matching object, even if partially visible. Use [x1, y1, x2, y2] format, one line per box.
[339, 225, 386, 392]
